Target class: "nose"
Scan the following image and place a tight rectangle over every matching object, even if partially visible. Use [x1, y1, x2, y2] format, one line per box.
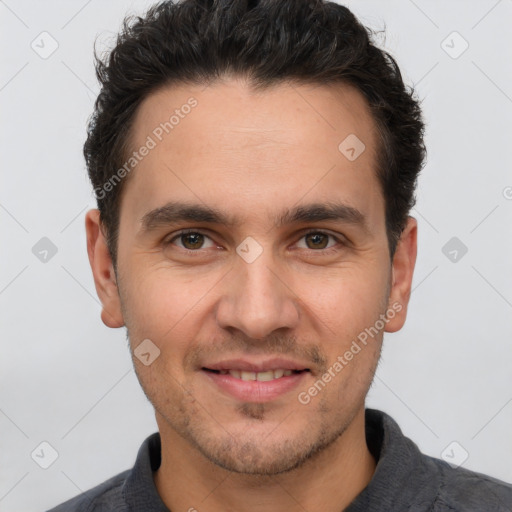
[215, 249, 300, 340]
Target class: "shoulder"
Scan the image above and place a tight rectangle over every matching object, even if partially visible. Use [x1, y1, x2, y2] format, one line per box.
[46, 469, 130, 512]
[46, 431, 162, 512]
[363, 409, 512, 511]
[427, 455, 512, 511]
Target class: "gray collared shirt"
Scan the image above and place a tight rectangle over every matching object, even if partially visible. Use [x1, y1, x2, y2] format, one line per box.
[47, 408, 512, 511]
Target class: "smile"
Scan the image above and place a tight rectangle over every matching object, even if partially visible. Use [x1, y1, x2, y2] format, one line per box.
[201, 367, 310, 402]
[204, 368, 306, 381]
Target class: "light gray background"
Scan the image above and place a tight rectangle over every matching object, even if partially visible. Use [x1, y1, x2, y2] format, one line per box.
[1, 1, 511, 510]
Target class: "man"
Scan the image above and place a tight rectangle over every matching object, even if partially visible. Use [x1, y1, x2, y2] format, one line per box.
[48, 0, 512, 510]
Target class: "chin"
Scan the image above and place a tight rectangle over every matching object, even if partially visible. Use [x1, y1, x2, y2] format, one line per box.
[186, 418, 344, 476]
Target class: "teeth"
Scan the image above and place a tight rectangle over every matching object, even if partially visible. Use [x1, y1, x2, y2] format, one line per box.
[224, 369, 298, 380]
[256, 371, 274, 382]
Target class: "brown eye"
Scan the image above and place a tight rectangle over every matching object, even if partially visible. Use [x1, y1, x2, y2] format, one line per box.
[180, 232, 205, 250]
[166, 230, 216, 251]
[294, 230, 345, 255]
[304, 232, 330, 250]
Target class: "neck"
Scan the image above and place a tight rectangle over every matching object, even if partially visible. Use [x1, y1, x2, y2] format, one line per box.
[154, 406, 376, 512]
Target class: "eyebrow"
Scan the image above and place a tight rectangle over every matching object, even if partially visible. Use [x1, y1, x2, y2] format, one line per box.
[139, 200, 370, 235]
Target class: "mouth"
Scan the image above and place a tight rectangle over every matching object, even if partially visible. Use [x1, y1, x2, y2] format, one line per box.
[200, 359, 311, 402]
[202, 368, 309, 381]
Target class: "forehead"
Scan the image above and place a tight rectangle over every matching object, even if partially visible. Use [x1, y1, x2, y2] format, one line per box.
[121, 78, 384, 233]
[130, 78, 378, 153]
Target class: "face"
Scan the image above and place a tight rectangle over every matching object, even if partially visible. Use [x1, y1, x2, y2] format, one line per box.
[86, 77, 417, 475]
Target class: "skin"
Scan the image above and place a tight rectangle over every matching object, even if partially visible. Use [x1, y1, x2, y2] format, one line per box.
[86, 77, 417, 512]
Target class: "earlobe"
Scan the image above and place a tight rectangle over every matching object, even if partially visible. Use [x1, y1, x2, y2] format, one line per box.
[85, 209, 125, 328]
[385, 216, 418, 333]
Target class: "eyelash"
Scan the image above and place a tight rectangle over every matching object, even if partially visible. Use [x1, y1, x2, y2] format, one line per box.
[164, 228, 346, 256]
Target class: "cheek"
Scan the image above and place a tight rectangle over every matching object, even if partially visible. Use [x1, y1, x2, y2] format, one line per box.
[121, 266, 218, 362]
[299, 263, 388, 335]
[123, 263, 206, 323]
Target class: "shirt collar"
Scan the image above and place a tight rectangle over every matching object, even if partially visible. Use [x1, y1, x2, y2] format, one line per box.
[122, 429, 169, 511]
[345, 408, 441, 511]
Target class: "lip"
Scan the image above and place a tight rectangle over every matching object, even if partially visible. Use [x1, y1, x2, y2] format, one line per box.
[202, 357, 310, 373]
[201, 368, 309, 403]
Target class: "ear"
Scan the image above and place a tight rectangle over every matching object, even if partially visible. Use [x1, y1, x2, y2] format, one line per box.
[384, 216, 417, 333]
[85, 209, 125, 328]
